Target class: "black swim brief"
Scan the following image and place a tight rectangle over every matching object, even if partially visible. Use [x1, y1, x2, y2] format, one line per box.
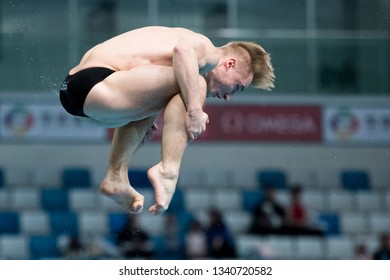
[59, 67, 115, 117]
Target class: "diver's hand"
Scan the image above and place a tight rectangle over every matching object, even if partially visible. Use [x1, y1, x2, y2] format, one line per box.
[185, 109, 209, 141]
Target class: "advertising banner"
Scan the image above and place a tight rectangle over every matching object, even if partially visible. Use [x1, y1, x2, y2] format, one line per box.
[137, 104, 322, 143]
[324, 106, 390, 143]
[0, 103, 106, 141]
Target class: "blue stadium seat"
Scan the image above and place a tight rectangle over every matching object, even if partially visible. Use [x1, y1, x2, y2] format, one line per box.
[257, 169, 287, 190]
[242, 191, 262, 212]
[0, 168, 5, 188]
[175, 211, 195, 235]
[170, 211, 196, 256]
[341, 170, 370, 191]
[151, 235, 166, 259]
[29, 236, 60, 259]
[318, 213, 340, 236]
[41, 189, 69, 211]
[0, 212, 20, 234]
[108, 212, 129, 242]
[166, 189, 185, 213]
[128, 169, 152, 188]
[49, 211, 79, 236]
[62, 167, 92, 188]
[153, 234, 184, 260]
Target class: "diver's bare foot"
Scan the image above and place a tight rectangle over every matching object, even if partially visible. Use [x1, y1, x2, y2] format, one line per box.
[147, 163, 178, 215]
[100, 177, 144, 214]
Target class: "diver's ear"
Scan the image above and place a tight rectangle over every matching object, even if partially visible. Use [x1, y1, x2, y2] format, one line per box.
[226, 58, 236, 69]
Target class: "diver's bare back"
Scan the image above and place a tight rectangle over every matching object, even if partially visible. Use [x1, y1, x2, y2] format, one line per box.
[70, 26, 200, 74]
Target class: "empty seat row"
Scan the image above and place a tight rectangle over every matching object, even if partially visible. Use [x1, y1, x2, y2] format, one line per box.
[0, 167, 161, 189]
[1, 185, 390, 216]
[181, 168, 380, 190]
[0, 210, 185, 237]
[2, 166, 386, 191]
[0, 186, 188, 213]
[0, 188, 128, 211]
[0, 167, 93, 188]
[0, 235, 85, 259]
[258, 169, 374, 191]
[185, 188, 390, 213]
[1, 202, 387, 239]
[0, 211, 79, 236]
[341, 211, 390, 235]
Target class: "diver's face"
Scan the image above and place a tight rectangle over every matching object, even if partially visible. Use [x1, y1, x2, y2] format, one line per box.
[206, 58, 252, 100]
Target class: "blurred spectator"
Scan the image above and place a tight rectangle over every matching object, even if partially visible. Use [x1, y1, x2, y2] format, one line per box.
[288, 185, 307, 226]
[353, 244, 372, 260]
[60, 235, 84, 259]
[185, 220, 208, 259]
[116, 215, 154, 259]
[373, 233, 390, 260]
[162, 213, 182, 259]
[206, 209, 236, 259]
[285, 184, 324, 236]
[248, 185, 287, 235]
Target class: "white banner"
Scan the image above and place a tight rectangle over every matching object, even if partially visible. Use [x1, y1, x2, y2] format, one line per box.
[0, 260, 389, 280]
[324, 106, 390, 143]
[0, 103, 106, 141]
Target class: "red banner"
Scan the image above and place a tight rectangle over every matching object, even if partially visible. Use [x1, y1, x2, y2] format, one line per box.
[108, 104, 322, 143]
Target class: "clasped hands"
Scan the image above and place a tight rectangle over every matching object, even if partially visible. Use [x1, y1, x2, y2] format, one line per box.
[185, 109, 209, 141]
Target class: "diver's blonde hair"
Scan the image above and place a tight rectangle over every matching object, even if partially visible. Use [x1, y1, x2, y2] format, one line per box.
[223, 41, 275, 91]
